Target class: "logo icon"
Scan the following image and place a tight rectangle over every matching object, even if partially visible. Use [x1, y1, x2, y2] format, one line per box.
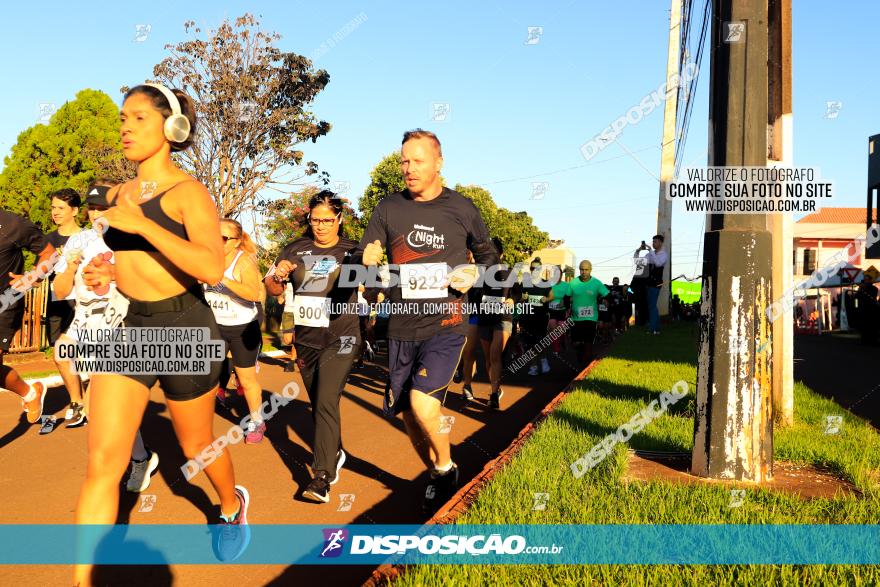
[724, 22, 745, 43]
[430, 102, 451, 123]
[138, 494, 157, 513]
[37, 102, 57, 124]
[338, 336, 356, 355]
[530, 182, 549, 200]
[320, 528, 348, 558]
[337, 494, 356, 512]
[823, 101, 843, 120]
[532, 492, 550, 511]
[134, 24, 152, 43]
[824, 415, 843, 435]
[439, 415, 455, 434]
[525, 26, 544, 45]
[632, 257, 648, 277]
[238, 100, 258, 123]
[139, 181, 158, 201]
[728, 489, 745, 508]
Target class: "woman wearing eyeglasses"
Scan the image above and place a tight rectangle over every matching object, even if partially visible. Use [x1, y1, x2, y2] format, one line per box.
[203, 219, 266, 443]
[264, 191, 360, 504]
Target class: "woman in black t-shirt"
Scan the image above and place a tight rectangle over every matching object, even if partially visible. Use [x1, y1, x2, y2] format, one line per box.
[264, 191, 360, 505]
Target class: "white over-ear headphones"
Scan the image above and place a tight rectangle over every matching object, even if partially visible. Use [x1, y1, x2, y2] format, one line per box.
[144, 83, 191, 143]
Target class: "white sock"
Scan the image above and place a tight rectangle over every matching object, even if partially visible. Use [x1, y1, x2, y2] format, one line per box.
[22, 386, 36, 403]
[433, 461, 454, 476]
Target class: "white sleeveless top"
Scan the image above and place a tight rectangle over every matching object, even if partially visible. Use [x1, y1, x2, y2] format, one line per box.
[203, 250, 259, 326]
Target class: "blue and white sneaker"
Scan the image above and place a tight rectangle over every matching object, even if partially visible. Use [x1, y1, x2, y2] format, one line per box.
[213, 485, 251, 562]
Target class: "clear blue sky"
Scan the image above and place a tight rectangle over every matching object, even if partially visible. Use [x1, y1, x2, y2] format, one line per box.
[1, 1, 876, 282]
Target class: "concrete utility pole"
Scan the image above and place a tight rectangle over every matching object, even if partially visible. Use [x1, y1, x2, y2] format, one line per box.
[692, 0, 774, 482]
[768, 0, 794, 426]
[656, 0, 682, 316]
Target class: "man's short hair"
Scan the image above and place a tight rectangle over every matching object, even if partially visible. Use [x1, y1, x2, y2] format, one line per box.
[652, 234, 665, 243]
[402, 129, 442, 157]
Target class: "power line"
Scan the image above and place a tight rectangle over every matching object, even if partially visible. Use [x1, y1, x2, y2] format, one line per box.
[477, 146, 660, 186]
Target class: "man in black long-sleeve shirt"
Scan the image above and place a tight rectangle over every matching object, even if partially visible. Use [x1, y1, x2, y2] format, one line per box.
[358, 129, 499, 512]
[0, 209, 56, 424]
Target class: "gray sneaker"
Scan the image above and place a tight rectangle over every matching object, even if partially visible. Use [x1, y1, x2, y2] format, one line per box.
[126, 449, 160, 493]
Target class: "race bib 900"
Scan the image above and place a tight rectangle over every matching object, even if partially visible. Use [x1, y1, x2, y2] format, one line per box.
[293, 296, 331, 328]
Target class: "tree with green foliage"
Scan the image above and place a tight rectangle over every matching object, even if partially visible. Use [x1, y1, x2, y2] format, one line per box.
[260, 186, 363, 269]
[489, 208, 549, 263]
[455, 185, 548, 263]
[358, 152, 405, 218]
[358, 153, 548, 263]
[0, 89, 133, 229]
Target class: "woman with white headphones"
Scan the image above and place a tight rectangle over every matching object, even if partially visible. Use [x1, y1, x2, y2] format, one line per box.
[74, 82, 250, 584]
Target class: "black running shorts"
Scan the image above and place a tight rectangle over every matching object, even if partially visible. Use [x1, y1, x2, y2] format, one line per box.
[114, 288, 224, 401]
[218, 320, 262, 369]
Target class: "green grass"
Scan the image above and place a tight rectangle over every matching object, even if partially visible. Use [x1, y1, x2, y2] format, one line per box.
[398, 322, 880, 586]
[22, 369, 61, 380]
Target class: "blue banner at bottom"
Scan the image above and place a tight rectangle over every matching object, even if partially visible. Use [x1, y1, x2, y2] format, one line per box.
[2, 524, 879, 565]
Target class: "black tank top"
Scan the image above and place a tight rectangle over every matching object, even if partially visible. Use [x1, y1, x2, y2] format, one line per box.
[103, 183, 190, 252]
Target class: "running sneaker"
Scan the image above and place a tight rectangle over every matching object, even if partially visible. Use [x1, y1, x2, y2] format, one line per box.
[235, 383, 245, 397]
[461, 384, 474, 402]
[423, 463, 460, 513]
[244, 421, 266, 444]
[540, 358, 551, 374]
[452, 365, 463, 384]
[126, 449, 160, 493]
[38, 415, 59, 435]
[489, 389, 504, 410]
[22, 381, 46, 425]
[213, 485, 251, 562]
[329, 449, 346, 485]
[66, 402, 87, 428]
[527, 364, 539, 376]
[216, 387, 228, 404]
[302, 470, 333, 503]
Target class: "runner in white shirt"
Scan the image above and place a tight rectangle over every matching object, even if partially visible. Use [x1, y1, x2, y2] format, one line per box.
[52, 187, 119, 428]
[52, 183, 161, 491]
[203, 219, 265, 443]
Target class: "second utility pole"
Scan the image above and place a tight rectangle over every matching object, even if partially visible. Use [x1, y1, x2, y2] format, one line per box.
[691, 0, 774, 482]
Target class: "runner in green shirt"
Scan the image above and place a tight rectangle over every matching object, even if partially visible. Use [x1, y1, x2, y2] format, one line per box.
[547, 269, 571, 357]
[569, 260, 608, 366]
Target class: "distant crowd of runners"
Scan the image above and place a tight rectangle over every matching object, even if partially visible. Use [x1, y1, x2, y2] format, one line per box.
[0, 84, 668, 585]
